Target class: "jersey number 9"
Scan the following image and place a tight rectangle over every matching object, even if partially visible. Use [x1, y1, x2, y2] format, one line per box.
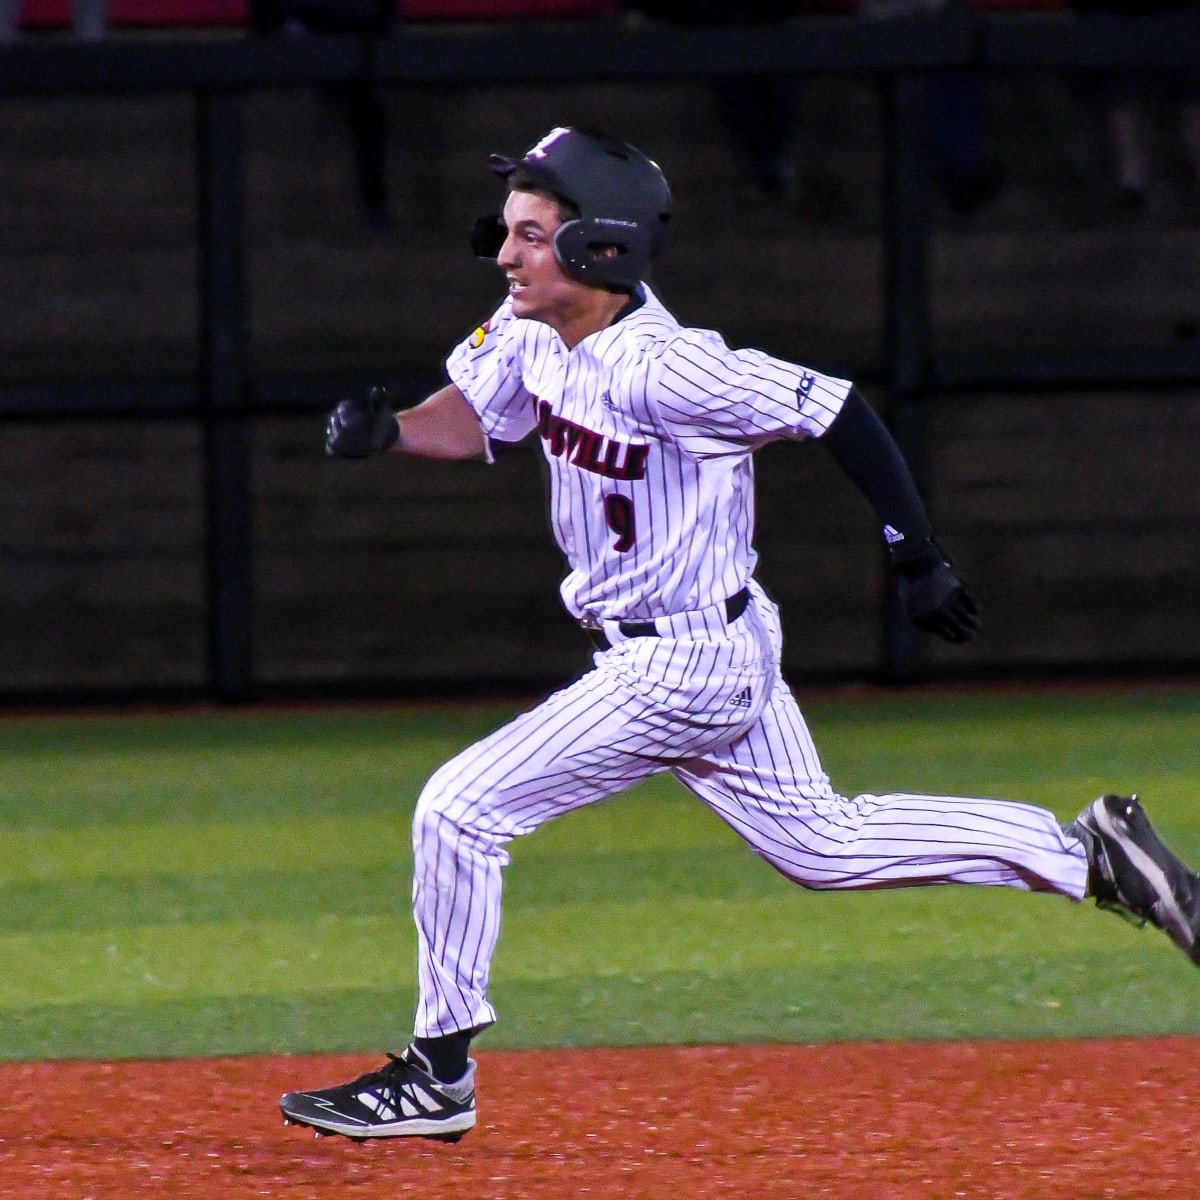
[603, 494, 636, 552]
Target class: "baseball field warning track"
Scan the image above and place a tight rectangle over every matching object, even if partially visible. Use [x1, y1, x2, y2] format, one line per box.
[1, 1038, 1196, 1199]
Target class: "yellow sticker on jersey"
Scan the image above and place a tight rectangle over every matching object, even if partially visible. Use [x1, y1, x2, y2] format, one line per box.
[468, 320, 491, 349]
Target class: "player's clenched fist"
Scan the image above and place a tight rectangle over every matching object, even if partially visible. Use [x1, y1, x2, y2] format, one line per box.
[325, 386, 401, 458]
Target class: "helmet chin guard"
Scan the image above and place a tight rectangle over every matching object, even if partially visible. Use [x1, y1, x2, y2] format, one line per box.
[472, 126, 672, 292]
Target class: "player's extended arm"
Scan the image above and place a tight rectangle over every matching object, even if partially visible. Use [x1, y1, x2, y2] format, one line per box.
[324, 383, 487, 461]
[819, 387, 981, 644]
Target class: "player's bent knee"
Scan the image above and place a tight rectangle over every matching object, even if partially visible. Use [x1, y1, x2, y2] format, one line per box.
[412, 778, 514, 866]
[412, 785, 458, 851]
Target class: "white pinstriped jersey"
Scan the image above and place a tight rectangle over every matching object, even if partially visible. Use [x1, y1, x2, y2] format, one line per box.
[446, 286, 853, 623]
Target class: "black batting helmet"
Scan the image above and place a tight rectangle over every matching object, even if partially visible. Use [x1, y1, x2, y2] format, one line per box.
[470, 126, 673, 292]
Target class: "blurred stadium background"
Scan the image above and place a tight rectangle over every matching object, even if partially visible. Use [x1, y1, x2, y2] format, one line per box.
[1, 0, 1197, 706]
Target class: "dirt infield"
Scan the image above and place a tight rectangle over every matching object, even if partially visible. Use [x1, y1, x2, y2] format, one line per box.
[1, 1038, 1196, 1199]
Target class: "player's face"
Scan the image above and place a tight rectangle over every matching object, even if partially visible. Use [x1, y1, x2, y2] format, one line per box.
[497, 190, 611, 344]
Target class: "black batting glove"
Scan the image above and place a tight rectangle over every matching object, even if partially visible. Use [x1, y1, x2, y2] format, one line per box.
[889, 537, 981, 645]
[324, 386, 401, 458]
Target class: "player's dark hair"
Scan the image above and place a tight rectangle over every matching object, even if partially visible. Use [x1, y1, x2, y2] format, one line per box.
[506, 170, 581, 223]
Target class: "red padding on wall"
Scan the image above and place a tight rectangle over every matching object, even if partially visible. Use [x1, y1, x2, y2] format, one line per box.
[14, 0, 620, 30]
[14, 0, 1060, 31]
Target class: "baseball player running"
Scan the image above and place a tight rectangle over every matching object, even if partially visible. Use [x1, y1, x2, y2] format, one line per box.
[280, 126, 1200, 1143]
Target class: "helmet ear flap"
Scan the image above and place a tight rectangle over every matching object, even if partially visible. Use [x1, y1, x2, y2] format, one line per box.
[470, 213, 505, 260]
[553, 217, 653, 292]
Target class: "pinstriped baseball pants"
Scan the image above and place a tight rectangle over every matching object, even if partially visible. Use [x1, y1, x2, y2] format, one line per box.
[411, 581, 1090, 1038]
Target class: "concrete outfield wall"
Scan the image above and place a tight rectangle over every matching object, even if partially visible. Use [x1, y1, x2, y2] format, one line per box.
[1, 74, 1198, 694]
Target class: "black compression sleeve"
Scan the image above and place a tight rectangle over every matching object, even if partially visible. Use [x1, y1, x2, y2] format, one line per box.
[818, 387, 932, 551]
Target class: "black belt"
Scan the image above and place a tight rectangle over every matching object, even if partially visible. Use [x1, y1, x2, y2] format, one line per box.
[585, 587, 751, 652]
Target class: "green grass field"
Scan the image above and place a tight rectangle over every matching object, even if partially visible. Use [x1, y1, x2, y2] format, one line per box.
[1, 685, 1197, 1061]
